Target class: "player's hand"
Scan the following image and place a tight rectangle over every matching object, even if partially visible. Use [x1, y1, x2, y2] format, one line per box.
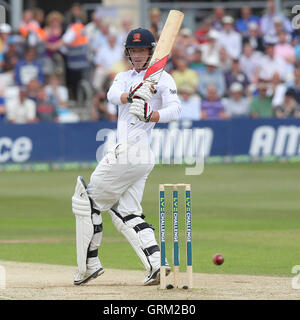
[129, 98, 153, 122]
[128, 81, 156, 102]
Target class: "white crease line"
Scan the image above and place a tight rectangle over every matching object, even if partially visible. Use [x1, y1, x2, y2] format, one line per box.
[0, 295, 14, 300]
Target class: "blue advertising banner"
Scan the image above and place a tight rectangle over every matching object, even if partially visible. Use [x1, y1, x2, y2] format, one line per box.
[0, 118, 300, 164]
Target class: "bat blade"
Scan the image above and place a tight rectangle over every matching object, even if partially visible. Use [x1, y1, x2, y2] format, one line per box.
[131, 10, 184, 125]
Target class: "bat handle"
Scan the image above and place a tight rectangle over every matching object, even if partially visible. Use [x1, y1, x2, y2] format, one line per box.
[130, 115, 139, 125]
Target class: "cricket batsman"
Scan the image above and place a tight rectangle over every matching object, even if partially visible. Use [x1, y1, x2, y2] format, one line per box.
[72, 28, 181, 286]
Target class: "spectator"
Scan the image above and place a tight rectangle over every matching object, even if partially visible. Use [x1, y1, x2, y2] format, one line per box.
[197, 55, 226, 98]
[235, 6, 260, 36]
[201, 84, 227, 120]
[44, 11, 64, 59]
[287, 65, 300, 104]
[45, 74, 68, 109]
[250, 82, 273, 118]
[178, 84, 202, 121]
[92, 31, 123, 90]
[218, 46, 232, 72]
[92, 91, 117, 122]
[64, 2, 87, 27]
[258, 42, 289, 82]
[90, 15, 110, 57]
[270, 72, 287, 109]
[225, 58, 249, 93]
[274, 88, 300, 118]
[0, 23, 12, 55]
[211, 7, 225, 31]
[274, 31, 296, 65]
[223, 82, 250, 118]
[174, 28, 198, 63]
[35, 85, 58, 122]
[217, 16, 242, 59]
[14, 46, 44, 86]
[6, 87, 36, 123]
[171, 56, 198, 93]
[49, 16, 90, 100]
[260, 0, 292, 41]
[189, 46, 204, 72]
[240, 42, 261, 83]
[26, 79, 41, 103]
[242, 22, 265, 52]
[117, 17, 133, 48]
[3, 36, 23, 73]
[33, 7, 45, 28]
[149, 8, 163, 41]
[200, 29, 220, 64]
[195, 17, 212, 44]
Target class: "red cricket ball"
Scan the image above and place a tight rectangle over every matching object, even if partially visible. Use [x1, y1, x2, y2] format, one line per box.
[213, 253, 224, 265]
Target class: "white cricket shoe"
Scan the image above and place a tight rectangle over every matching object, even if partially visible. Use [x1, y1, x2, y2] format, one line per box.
[74, 257, 104, 285]
[142, 264, 171, 286]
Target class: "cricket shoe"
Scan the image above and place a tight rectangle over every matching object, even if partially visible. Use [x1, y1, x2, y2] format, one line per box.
[74, 257, 104, 285]
[142, 264, 171, 286]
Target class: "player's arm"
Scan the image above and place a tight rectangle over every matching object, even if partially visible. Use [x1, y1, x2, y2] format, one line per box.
[107, 73, 128, 106]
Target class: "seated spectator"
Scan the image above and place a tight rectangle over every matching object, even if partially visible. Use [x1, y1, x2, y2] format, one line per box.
[195, 17, 212, 44]
[174, 28, 198, 63]
[0, 23, 12, 55]
[270, 72, 287, 109]
[171, 56, 198, 93]
[235, 6, 260, 36]
[201, 84, 227, 120]
[211, 7, 225, 31]
[222, 82, 250, 118]
[258, 42, 289, 82]
[242, 22, 265, 52]
[225, 59, 249, 93]
[35, 85, 58, 122]
[14, 46, 44, 86]
[218, 46, 232, 72]
[178, 84, 202, 121]
[3, 36, 23, 72]
[189, 46, 204, 72]
[93, 31, 123, 90]
[274, 88, 300, 118]
[287, 65, 300, 104]
[92, 91, 117, 122]
[260, 0, 293, 42]
[250, 82, 273, 118]
[197, 55, 226, 98]
[148, 8, 163, 41]
[6, 87, 36, 123]
[26, 79, 41, 103]
[217, 16, 242, 59]
[45, 74, 78, 122]
[240, 42, 261, 83]
[200, 29, 220, 64]
[274, 31, 296, 65]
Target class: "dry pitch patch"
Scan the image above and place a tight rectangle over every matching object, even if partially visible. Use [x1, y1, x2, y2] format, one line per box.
[0, 260, 298, 300]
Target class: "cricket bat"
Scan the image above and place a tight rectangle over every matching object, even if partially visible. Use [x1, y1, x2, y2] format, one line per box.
[131, 10, 184, 125]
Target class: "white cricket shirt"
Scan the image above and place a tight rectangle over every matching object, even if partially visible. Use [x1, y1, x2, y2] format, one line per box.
[107, 69, 181, 145]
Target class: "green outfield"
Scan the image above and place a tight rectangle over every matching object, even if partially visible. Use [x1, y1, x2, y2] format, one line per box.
[0, 162, 299, 277]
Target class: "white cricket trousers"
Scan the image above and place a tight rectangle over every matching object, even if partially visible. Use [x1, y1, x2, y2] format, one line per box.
[87, 142, 155, 215]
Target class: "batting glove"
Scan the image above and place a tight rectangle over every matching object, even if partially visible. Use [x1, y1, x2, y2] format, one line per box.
[127, 81, 156, 103]
[129, 98, 153, 122]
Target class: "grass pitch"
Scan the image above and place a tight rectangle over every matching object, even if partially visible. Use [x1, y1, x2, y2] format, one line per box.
[0, 162, 299, 277]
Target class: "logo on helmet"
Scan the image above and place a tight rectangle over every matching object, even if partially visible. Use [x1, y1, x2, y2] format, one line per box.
[133, 33, 141, 42]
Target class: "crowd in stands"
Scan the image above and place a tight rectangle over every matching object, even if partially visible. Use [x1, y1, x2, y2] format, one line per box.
[0, 0, 300, 124]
